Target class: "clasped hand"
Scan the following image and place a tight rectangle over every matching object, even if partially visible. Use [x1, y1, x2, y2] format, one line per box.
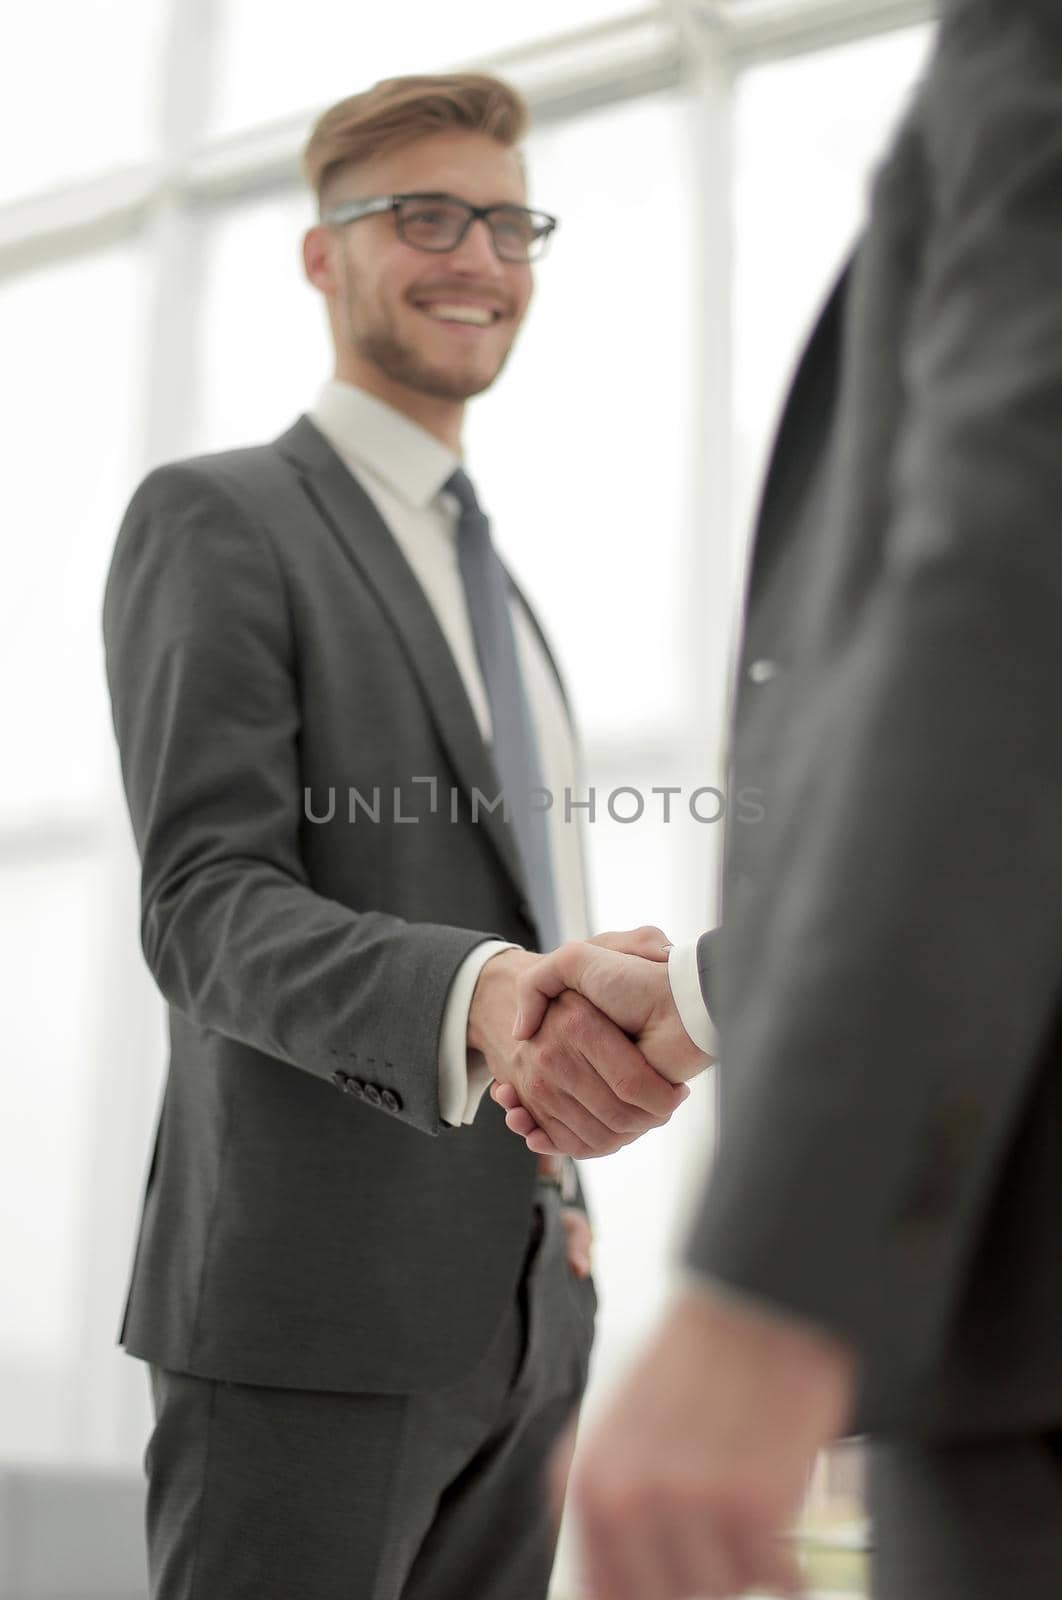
[470, 927, 714, 1159]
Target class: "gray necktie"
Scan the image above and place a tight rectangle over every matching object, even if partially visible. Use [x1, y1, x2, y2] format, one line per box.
[447, 467, 562, 953]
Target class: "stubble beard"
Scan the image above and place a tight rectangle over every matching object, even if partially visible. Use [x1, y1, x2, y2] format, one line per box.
[358, 323, 506, 402]
[341, 264, 514, 401]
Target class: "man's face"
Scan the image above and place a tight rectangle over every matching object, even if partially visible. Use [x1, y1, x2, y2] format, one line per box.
[323, 130, 535, 404]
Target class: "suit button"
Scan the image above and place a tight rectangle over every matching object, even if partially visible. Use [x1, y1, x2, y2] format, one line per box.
[363, 1083, 382, 1107]
[381, 1088, 401, 1113]
[346, 1078, 366, 1098]
[747, 658, 778, 685]
[330, 1070, 349, 1090]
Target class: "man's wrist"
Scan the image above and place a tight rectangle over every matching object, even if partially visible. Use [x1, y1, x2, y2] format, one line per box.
[467, 946, 535, 1055]
[438, 940, 515, 1126]
[673, 1272, 858, 1382]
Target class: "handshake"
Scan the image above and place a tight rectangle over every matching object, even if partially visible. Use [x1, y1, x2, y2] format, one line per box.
[467, 926, 715, 1159]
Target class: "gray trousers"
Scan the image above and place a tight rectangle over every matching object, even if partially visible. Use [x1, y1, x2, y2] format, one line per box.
[143, 1182, 595, 1600]
[869, 1431, 1062, 1599]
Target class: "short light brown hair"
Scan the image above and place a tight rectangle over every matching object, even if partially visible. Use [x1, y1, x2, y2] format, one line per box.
[302, 73, 530, 216]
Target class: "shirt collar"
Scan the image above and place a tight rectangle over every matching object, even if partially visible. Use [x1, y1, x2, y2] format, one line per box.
[309, 379, 461, 511]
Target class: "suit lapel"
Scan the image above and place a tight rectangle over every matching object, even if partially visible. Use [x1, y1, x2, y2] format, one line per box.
[744, 252, 853, 606]
[272, 413, 530, 903]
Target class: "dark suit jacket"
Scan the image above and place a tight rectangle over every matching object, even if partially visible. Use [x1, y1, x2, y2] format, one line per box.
[688, 0, 1062, 1437]
[103, 411, 587, 1395]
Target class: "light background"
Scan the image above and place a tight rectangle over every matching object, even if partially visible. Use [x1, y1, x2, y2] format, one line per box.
[0, 2, 935, 1593]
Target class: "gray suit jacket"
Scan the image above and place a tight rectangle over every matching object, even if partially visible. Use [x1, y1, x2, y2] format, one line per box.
[103, 412, 588, 1395]
[688, 0, 1062, 1437]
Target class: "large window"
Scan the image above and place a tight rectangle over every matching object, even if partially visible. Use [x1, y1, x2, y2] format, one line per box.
[0, 2, 166, 204]
[0, 238, 153, 1457]
[208, 0, 653, 139]
[0, 244, 146, 822]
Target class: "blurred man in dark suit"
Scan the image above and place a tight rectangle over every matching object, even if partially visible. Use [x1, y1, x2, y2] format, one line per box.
[496, 2, 1062, 1593]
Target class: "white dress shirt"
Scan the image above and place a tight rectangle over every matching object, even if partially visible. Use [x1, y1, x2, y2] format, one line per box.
[667, 940, 721, 1057]
[307, 380, 590, 1126]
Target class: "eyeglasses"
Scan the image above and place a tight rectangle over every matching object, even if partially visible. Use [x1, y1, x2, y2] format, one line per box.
[320, 192, 559, 263]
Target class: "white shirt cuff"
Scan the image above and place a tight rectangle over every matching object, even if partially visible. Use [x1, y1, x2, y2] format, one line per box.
[667, 940, 720, 1058]
[438, 940, 518, 1126]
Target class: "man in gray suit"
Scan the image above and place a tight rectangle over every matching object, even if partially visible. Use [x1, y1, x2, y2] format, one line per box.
[495, 2, 1062, 1594]
[102, 72, 690, 1600]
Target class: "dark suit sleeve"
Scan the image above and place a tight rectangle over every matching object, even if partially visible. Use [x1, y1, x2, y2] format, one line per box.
[103, 462, 492, 1137]
[685, 9, 1062, 1396]
[695, 928, 720, 1019]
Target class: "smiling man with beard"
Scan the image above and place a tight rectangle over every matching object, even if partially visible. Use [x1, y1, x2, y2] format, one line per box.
[102, 72, 693, 1600]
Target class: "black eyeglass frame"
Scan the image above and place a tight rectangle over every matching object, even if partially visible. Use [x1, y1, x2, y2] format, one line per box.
[319, 192, 559, 262]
